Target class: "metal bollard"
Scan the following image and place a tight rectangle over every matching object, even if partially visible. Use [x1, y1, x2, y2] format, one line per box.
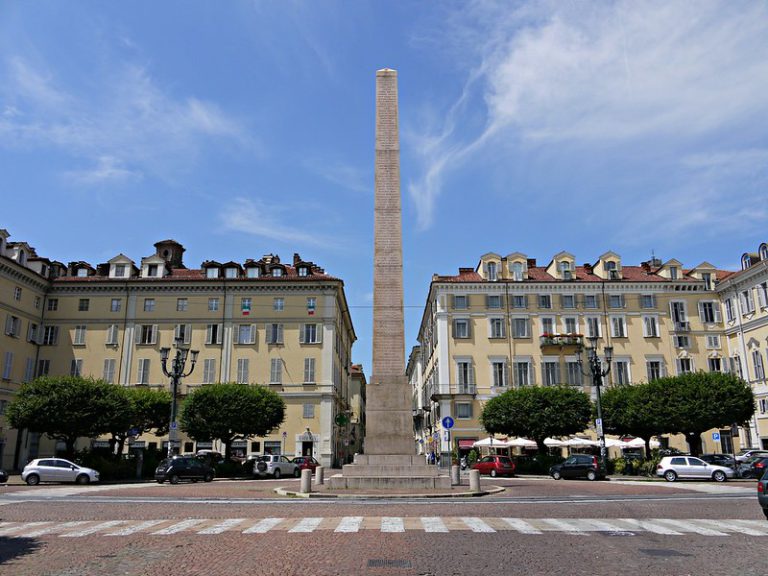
[300, 469, 312, 494]
[451, 464, 460, 486]
[316, 465, 324, 485]
[469, 469, 481, 492]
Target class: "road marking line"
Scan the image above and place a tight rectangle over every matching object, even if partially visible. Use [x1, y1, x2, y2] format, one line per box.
[578, 519, 631, 532]
[242, 518, 284, 534]
[0, 522, 49, 535]
[461, 517, 495, 533]
[421, 517, 449, 533]
[197, 519, 246, 534]
[501, 518, 542, 534]
[23, 521, 90, 537]
[539, 519, 589, 535]
[618, 519, 682, 535]
[151, 519, 206, 535]
[718, 519, 768, 535]
[335, 516, 363, 533]
[381, 517, 405, 533]
[693, 519, 768, 536]
[652, 519, 728, 536]
[105, 520, 166, 536]
[60, 521, 127, 537]
[289, 517, 323, 533]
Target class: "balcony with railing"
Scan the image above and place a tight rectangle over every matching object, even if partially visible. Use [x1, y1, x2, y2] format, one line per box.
[539, 333, 584, 348]
[674, 321, 690, 332]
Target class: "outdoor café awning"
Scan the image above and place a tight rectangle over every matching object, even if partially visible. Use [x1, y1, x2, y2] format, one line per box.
[457, 439, 477, 449]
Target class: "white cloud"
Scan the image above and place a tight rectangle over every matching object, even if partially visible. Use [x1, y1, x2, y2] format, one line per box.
[303, 157, 370, 194]
[62, 156, 142, 186]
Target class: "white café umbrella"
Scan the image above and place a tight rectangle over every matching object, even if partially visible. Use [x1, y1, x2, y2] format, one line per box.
[625, 437, 661, 449]
[472, 437, 511, 448]
[544, 437, 567, 447]
[604, 437, 631, 448]
[567, 437, 599, 447]
[506, 437, 537, 448]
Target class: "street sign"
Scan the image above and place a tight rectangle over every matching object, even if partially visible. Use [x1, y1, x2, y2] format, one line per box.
[282, 431, 288, 438]
[442, 416, 454, 429]
[443, 431, 450, 442]
[335, 413, 349, 426]
[712, 432, 721, 440]
[595, 418, 603, 436]
[170, 421, 178, 430]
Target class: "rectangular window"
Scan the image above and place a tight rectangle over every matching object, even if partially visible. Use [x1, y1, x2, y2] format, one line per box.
[513, 361, 531, 386]
[241, 298, 252, 315]
[103, 359, 116, 384]
[646, 360, 663, 381]
[174, 324, 192, 345]
[236, 359, 249, 384]
[114, 264, 126, 277]
[725, 299, 735, 322]
[642, 316, 659, 338]
[303, 403, 315, 419]
[300, 324, 321, 344]
[13, 287, 21, 301]
[453, 319, 470, 339]
[70, 359, 83, 377]
[640, 294, 656, 309]
[24, 357, 35, 382]
[542, 360, 560, 386]
[42, 326, 58, 345]
[456, 361, 474, 391]
[708, 358, 722, 373]
[304, 358, 316, 383]
[453, 295, 468, 309]
[541, 317, 555, 336]
[491, 361, 507, 387]
[147, 264, 159, 277]
[266, 323, 284, 344]
[511, 295, 527, 309]
[706, 335, 720, 349]
[34, 296, 41, 309]
[206, 324, 222, 345]
[4, 315, 20, 337]
[236, 324, 255, 345]
[512, 318, 529, 338]
[27, 323, 38, 343]
[208, 298, 219, 312]
[73, 325, 86, 345]
[206, 268, 218, 279]
[613, 360, 630, 385]
[584, 294, 598, 309]
[2, 351, 12, 380]
[538, 294, 552, 309]
[201, 359, 216, 384]
[676, 358, 693, 375]
[78, 299, 90, 312]
[489, 318, 505, 339]
[138, 325, 157, 345]
[699, 301, 720, 324]
[674, 335, 690, 348]
[753, 351, 765, 380]
[610, 316, 626, 338]
[741, 290, 755, 315]
[110, 298, 122, 312]
[143, 298, 155, 312]
[176, 298, 188, 312]
[487, 295, 502, 309]
[561, 294, 575, 309]
[566, 361, 582, 386]
[270, 358, 283, 384]
[456, 402, 473, 419]
[37, 359, 50, 377]
[273, 298, 284, 312]
[225, 268, 238, 279]
[608, 294, 624, 309]
[306, 297, 316, 315]
[563, 317, 578, 334]
[137, 359, 150, 384]
[759, 282, 768, 309]
[47, 298, 58, 311]
[731, 356, 743, 379]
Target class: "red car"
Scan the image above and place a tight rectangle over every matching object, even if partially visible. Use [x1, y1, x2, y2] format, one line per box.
[292, 456, 320, 473]
[471, 455, 516, 477]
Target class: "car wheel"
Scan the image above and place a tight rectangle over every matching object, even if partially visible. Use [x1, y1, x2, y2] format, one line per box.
[169, 474, 180, 485]
[26, 474, 40, 486]
[273, 469, 281, 480]
[552, 471, 562, 480]
[156, 479, 165, 484]
[712, 470, 727, 482]
[294, 468, 301, 478]
[587, 470, 597, 481]
[664, 470, 677, 482]
[204, 473, 214, 483]
[76, 474, 90, 485]
[191, 479, 198, 483]
[490, 469, 497, 478]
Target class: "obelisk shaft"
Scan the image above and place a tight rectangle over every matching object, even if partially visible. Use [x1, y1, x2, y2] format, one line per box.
[365, 68, 414, 455]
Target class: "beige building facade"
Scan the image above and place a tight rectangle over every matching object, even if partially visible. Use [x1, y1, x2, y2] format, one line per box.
[0, 231, 357, 469]
[412, 247, 767, 458]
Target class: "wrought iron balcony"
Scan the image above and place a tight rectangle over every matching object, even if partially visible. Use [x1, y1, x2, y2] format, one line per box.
[674, 321, 690, 332]
[539, 333, 584, 347]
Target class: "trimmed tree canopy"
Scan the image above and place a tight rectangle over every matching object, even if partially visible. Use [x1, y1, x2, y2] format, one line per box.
[6, 376, 131, 458]
[480, 386, 592, 452]
[180, 383, 285, 457]
[111, 387, 172, 457]
[600, 383, 669, 455]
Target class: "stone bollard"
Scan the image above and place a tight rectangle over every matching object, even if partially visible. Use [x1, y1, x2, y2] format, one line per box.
[451, 464, 460, 486]
[300, 469, 312, 494]
[469, 469, 481, 492]
[316, 465, 324, 485]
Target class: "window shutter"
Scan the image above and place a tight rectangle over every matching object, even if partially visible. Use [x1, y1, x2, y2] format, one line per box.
[277, 324, 283, 344]
[503, 362, 508, 386]
[248, 325, 255, 344]
[184, 324, 192, 344]
[4, 316, 11, 335]
[523, 295, 528, 308]
[714, 305, 721, 323]
[135, 326, 142, 345]
[151, 325, 158, 345]
[315, 325, 322, 343]
[216, 324, 223, 344]
[698, 302, 705, 322]
[299, 325, 305, 344]
[469, 363, 475, 386]
[174, 324, 181, 341]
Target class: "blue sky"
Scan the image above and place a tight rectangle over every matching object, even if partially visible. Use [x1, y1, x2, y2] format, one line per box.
[2, 1, 767, 374]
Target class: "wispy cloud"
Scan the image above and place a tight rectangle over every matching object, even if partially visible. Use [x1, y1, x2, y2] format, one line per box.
[62, 155, 142, 186]
[303, 157, 370, 194]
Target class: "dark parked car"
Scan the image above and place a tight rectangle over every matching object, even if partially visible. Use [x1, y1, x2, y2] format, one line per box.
[758, 468, 768, 520]
[471, 455, 516, 477]
[550, 455, 606, 481]
[292, 456, 320, 473]
[740, 456, 768, 479]
[700, 454, 736, 469]
[0, 469, 7, 483]
[155, 456, 215, 484]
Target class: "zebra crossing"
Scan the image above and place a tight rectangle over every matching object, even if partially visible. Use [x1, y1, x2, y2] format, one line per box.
[0, 517, 766, 538]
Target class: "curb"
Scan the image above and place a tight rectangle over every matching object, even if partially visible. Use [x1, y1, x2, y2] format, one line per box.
[273, 485, 507, 499]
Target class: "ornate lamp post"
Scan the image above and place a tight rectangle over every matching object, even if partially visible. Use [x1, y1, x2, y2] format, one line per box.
[577, 336, 613, 472]
[160, 337, 199, 459]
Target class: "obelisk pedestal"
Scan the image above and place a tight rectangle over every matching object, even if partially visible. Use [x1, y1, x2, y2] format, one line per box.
[329, 68, 449, 490]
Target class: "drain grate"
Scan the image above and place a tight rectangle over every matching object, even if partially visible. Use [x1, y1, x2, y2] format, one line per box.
[639, 549, 692, 558]
[367, 559, 413, 568]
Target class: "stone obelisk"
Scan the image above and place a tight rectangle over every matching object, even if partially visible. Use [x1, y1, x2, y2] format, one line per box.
[329, 69, 449, 489]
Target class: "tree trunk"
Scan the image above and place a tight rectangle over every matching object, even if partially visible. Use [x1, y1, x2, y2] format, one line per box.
[686, 432, 703, 456]
[644, 438, 652, 457]
[65, 438, 77, 460]
[535, 438, 547, 454]
[223, 438, 232, 460]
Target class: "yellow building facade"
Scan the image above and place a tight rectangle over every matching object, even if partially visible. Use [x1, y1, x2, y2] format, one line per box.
[0, 232, 357, 469]
[412, 248, 766, 458]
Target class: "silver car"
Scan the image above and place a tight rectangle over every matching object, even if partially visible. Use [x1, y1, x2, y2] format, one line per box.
[253, 455, 299, 479]
[22, 458, 100, 486]
[656, 456, 733, 482]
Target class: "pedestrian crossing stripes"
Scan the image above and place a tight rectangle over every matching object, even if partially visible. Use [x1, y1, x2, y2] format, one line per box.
[1, 517, 767, 538]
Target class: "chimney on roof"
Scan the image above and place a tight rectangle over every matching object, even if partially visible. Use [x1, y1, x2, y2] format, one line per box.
[527, 258, 537, 268]
[293, 253, 301, 266]
[583, 263, 593, 275]
[154, 240, 185, 269]
[641, 262, 651, 273]
[458, 267, 474, 275]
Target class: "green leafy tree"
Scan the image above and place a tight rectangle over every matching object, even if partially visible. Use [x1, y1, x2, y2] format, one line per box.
[180, 383, 285, 457]
[480, 386, 592, 452]
[6, 376, 131, 458]
[110, 387, 172, 457]
[601, 383, 668, 455]
[654, 372, 755, 456]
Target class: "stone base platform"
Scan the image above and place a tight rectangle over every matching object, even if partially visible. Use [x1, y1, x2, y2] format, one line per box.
[327, 453, 452, 490]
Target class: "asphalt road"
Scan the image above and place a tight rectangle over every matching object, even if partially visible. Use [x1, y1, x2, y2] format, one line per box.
[0, 476, 764, 576]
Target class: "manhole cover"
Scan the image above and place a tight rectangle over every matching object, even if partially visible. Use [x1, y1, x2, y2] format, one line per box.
[639, 549, 692, 558]
[367, 559, 413, 568]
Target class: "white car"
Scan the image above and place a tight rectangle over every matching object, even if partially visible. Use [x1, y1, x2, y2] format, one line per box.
[253, 455, 299, 479]
[656, 456, 733, 482]
[22, 458, 100, 486]
[735, 449, 768, 463]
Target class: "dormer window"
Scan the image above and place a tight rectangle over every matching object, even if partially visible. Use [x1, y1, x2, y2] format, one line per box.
[742, 254, 752, 270]
[511, 262, 523, 282]
[206, 268, 218, 279]
[225, 268, 238, 279]
[487, 262, 497, 281]
[702, 272, 713, 290]
[298, 266, 309, 277]
[246, 267, 260, 278]
[40, 264, 48, 277]
[77, 268, 88, 277]
[18, 250, 26, 265]
[605, 261, 619, 280]
[760, 244, 768, 261]
[272, 268, 283, 278]
[147, 264, 159, 277]
[559, 261, 572, 280]
[670, 266, 678, 280]
[115, 264, 126, 278]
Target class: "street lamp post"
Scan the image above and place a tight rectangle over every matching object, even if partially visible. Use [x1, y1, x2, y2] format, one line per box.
[160, 337, 199, 459]
[577, 336, 613, 473]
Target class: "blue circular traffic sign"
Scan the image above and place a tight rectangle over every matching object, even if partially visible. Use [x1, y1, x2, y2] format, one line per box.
[442, 416, 454, 429]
